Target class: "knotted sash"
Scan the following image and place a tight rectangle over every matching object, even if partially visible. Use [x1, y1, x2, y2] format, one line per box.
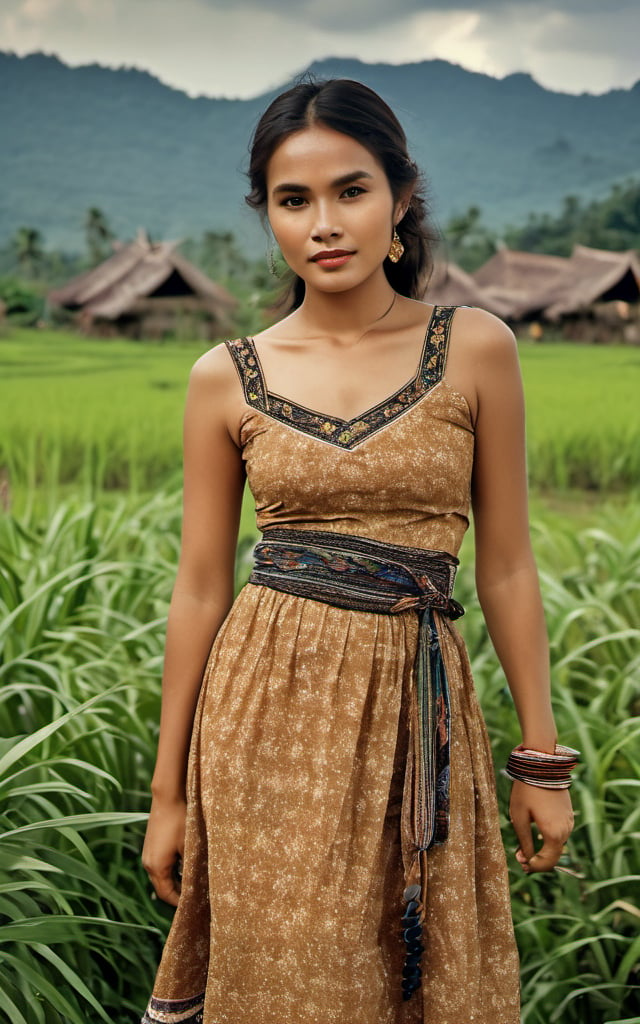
[248, 527, 464, 1001]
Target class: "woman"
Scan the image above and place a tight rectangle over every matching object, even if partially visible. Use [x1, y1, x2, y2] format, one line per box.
[141, 79, 575, 1024]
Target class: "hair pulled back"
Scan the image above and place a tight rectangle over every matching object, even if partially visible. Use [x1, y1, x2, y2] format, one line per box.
[246, 78, 436, 309]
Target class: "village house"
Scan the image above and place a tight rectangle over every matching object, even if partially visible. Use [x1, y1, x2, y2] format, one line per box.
[423, 259, 511, 318]
[472, 249, 573, 322]
[472, 245, 640, 342]
[49, 230, 237, 340]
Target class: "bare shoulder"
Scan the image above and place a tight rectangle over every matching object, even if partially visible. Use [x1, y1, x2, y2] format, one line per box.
[189, 340, 240, 398]
[182, 342, 248, 447]
[452, 305, 517, 364]
[444, 307, 519, 422]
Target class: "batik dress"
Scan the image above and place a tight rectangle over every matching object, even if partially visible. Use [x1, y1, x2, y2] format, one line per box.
[142, 305, 520, 1024]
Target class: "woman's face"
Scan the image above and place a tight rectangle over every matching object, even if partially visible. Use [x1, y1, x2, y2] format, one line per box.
[266, 124, 405, 294]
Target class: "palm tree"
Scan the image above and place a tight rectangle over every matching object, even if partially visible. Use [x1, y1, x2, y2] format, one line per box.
[84, 207, 114, 265]
[443, 207, 496, 272]
[12, 226, 44, 279]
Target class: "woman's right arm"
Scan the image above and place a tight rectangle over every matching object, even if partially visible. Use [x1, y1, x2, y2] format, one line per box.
[141, 346, 246, 905]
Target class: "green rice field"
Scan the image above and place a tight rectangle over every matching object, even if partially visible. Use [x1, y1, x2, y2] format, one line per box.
[0, 328, 639, 501]
[1, 326, 639, 1022]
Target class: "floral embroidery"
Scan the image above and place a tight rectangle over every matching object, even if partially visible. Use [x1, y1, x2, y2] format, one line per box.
[225, 306, 455, 450]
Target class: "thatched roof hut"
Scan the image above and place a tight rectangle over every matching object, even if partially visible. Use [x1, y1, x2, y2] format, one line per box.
[543, 245, 640, 319]
[49, 230, 237, 339]
[472, 249, 572, 320]
[472, 245, 640, 330]
[423, 260, 511, 317]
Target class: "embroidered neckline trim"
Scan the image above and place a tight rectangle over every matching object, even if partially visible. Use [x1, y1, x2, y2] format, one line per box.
[226, 305, 455, 451]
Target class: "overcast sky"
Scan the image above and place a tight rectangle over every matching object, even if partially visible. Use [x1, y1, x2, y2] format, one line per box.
[1, 0, 638, 98]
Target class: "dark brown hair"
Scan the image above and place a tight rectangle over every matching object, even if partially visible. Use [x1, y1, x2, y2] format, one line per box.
[246, 78, 437, 309]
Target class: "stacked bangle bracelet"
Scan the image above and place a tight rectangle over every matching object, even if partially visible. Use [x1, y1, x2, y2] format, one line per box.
[503, 744, 580, 790]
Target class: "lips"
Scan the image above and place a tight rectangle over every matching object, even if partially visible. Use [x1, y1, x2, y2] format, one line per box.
[310, 249, 356, 268]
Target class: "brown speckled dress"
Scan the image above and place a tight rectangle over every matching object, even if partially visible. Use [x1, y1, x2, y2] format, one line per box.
[142, 306, 521, 1024]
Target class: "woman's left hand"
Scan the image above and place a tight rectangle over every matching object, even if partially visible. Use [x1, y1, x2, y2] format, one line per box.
[509, 781, 575, 874]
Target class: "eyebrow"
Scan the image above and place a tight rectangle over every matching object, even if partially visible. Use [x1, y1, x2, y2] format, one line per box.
[271, 169, 374, 196]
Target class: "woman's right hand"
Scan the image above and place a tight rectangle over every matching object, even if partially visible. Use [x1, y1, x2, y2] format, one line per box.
[141, 796, 187, 907]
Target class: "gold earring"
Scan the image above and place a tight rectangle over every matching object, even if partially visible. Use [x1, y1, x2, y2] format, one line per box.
[267, 247, 279, 277]
[387, 228, 404, 263]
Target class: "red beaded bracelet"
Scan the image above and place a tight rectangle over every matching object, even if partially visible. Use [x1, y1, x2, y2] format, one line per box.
[503, 744, 580, 790]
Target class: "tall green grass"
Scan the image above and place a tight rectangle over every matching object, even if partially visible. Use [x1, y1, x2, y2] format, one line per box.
[0, 495, 182, 1023]
[456, 509, 640, 1023]
[1, 329, 639, 499]
[0, 495, 638, 1022]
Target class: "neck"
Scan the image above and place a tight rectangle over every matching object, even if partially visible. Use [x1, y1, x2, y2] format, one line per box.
[294, 270, 398, 343]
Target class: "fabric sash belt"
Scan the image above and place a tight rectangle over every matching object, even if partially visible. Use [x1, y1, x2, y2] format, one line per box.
[248, 526, 464, 1001]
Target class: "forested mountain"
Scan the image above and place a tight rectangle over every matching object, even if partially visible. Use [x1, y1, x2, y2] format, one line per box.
[1, 51, 639, 251]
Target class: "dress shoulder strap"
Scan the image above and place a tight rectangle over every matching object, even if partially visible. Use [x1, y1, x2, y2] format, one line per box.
[224, 337, 268, 410]
[419, 305, 457, 390]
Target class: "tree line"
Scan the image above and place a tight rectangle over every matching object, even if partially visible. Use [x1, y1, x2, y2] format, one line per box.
[1, 179, 639, 324]
[443, 178, 640, 271]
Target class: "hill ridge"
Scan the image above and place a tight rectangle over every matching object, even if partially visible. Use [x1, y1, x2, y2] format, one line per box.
[1, 51, 638, 250]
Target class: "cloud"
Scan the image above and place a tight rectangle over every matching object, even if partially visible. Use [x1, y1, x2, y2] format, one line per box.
[198, 0, 638, 27]
[196, 0, 427, 31]
[1, 0, 637, 98]
[436, 4, 640, 94]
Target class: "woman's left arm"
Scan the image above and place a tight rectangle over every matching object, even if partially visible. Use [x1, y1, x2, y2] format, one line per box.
[467, 310, 574, 874]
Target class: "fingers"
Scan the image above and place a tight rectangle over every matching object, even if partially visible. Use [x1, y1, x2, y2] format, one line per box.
[141, 800, 187, 906]
[525, 836, 566, 874]
[509, 799, 535, 863]
[526, 814, 573, 874]
[509, 783, 575, 874]
[146, 863, 181, 906]
[141, 842, 183, 906]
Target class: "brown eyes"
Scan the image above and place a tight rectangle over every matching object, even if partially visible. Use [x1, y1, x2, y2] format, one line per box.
[280, 185, 367, 208]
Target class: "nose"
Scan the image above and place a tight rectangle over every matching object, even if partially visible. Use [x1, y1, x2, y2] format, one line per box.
[311, 202, 343, 243]
[311, 223, 342, 242]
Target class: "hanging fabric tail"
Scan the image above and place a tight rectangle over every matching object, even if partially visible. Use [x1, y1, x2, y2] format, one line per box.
[245, 527, 463, 1003]
[399, 609, 451, 1001]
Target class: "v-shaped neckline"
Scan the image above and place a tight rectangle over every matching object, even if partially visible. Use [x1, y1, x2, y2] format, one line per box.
[226, 305, 456, 451]
[248, 304, 437, 427]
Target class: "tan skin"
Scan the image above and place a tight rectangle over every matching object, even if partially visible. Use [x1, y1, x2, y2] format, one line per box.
[142, 124, 574, 907]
